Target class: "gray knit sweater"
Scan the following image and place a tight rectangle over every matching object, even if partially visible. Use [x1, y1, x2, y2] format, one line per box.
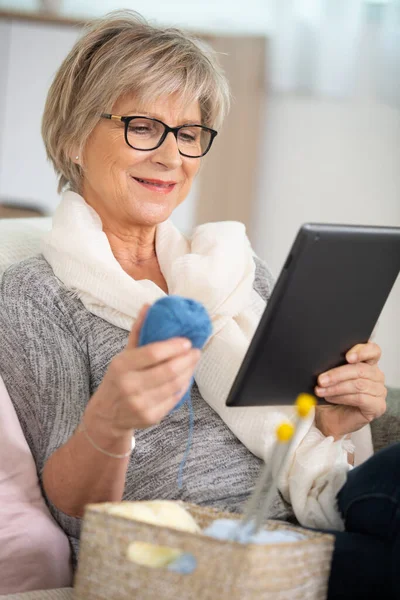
[0, 255, 294, 567]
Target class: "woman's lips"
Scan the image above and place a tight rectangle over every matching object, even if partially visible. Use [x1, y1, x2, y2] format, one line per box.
[131, 176, 176, 194]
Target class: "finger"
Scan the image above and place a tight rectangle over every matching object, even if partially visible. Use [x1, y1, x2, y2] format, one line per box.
[119, 336, 194, 373]
[125, 374, 194, 428]
[321, 393, 386, 420]
[120, 349, 200, 394]
[318, 362, 384, 387]
[126, 304, 151, 349]
[134, 389, 192, 427]
[315, 378, 384, 399]
[346, 342, 382, 366]
[148, 392, 191, 424]
[136, 370, 194, 413]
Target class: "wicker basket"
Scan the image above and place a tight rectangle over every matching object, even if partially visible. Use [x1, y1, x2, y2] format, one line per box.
[74, 502, 334, 600]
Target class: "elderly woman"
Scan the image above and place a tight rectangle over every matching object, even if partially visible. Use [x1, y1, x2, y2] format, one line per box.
[0, 10, 398, 600]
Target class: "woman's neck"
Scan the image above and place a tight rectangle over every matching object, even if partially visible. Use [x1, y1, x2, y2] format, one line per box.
[81, 193, 167, 291]
[103, 225, 168, 293]
[105, 227, 157, 267]
[82, 190, 158, 268]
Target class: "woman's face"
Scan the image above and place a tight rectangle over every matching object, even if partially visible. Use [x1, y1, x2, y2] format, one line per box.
[80, 93, 202, 228]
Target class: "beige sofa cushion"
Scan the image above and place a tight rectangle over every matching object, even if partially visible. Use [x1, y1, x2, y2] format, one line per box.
[0, 218, 51, 276]
[0, 217, 73, 594]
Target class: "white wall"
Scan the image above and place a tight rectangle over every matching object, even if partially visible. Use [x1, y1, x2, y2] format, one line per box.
[0, 21, 80, 212]
[66, 0, 271, 34]
[252, 94, 400, 387]
[0, 21, 10, 175]
[0, 0, 272, 35]
[251, 14, 400, 388]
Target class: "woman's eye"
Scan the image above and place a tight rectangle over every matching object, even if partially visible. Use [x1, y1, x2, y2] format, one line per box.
[179, 130, 197, 143]
[129, 126, 151, 135]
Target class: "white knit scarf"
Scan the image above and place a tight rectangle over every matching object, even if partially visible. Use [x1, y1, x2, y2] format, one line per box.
[42, 191, 294, 461]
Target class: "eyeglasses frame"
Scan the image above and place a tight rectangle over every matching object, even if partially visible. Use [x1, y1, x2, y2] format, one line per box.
[100, 113, 218, 158]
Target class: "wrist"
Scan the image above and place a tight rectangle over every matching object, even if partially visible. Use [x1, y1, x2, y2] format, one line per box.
[77, 417, 135, 459]
[84, 395, 135, 446]
[314, 407, 343, 441]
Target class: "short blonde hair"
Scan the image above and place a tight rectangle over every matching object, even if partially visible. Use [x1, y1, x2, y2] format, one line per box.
[42, 10, 230, 193]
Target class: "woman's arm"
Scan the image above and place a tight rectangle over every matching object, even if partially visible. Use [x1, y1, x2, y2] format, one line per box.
[314, 342, 387, 439]
[0, 264, 107, 518]
[0, 263, 199, 519]
[42, 401, 134, 517]
[44, 308, 200, 516]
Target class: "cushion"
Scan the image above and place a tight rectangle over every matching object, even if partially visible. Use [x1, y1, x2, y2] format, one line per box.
[0, 217, 52, 276]
[0, 376, 72, 593]
[0, 217, 72, 593]
[0, 588, 73, 600]
[370, 387, 400, 452]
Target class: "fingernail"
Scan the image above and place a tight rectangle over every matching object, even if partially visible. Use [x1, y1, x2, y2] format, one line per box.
[319, 375, 329, 385]
[182, 340, 192, 350]
[347, 353, 358, 362]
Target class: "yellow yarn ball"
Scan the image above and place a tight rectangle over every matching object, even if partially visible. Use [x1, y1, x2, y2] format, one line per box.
[295, 393, 317, 418]
[107, 500, 200, 533]
[127, 542, 182, 568]
[107, 500, 200, 568]
[276, 422, 295, 443]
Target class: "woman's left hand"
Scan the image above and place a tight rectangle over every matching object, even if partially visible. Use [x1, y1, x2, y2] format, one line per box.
[314, 342, 387, 439]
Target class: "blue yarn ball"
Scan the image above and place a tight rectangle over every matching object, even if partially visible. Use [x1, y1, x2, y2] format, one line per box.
[138, 296, 212, 411]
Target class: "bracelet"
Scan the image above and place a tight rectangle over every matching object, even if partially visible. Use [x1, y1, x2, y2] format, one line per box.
[78, 419, 135, 459]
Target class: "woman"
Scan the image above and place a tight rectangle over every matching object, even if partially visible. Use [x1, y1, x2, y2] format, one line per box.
[0, 10, 396, 599]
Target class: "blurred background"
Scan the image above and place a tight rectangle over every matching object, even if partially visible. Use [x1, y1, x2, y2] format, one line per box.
[0, 0, 399, 386]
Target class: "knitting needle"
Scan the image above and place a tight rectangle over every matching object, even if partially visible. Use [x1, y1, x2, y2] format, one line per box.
[252, 394, 317, 536]
[251, 422, 295, 535]
[233, 393, 316, 541]
[234, 421, 294, 542]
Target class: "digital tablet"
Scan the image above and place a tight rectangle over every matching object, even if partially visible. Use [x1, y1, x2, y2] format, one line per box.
[226, 223, 400, 407]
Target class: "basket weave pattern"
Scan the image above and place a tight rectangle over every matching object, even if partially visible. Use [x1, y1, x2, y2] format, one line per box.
[74, 502, 334, 600]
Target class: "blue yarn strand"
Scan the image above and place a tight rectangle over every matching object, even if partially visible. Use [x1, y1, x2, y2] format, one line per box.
[137, 296, 212, 491]
[177, 395, 194, 490]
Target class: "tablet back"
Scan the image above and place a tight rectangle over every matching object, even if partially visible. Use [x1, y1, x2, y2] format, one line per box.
[226, 223, 400, 407]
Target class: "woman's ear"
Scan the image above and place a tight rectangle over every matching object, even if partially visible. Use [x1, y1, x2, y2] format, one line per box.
[70, 147, 81, 165]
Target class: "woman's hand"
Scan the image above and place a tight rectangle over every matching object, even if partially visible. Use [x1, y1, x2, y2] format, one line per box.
[89, 304, 201, 436]
[314, 342, 387, 439]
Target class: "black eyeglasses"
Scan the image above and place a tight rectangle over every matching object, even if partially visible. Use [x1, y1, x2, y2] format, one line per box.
[100, 113, 218, 158]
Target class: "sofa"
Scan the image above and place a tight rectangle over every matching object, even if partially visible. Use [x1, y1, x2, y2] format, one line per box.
[0, 218, 73, 598]
[0, 217, 399, 599]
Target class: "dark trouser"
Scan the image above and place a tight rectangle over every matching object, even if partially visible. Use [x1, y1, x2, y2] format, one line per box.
[323, 442, 400, 599]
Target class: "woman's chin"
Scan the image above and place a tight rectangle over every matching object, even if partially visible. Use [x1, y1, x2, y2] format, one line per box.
[126, 202, 176, 227]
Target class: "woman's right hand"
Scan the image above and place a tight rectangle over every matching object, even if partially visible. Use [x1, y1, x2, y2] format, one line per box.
[89, 304, 201, 435]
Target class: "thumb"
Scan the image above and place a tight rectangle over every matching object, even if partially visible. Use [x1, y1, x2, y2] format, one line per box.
[126, 303, 150, 349]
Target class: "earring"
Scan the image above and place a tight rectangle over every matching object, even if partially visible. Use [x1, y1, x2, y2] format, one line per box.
[75, 156, 79, 160]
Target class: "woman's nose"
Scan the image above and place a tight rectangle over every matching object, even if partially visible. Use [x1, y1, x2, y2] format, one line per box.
[151, 132, 183, 169]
